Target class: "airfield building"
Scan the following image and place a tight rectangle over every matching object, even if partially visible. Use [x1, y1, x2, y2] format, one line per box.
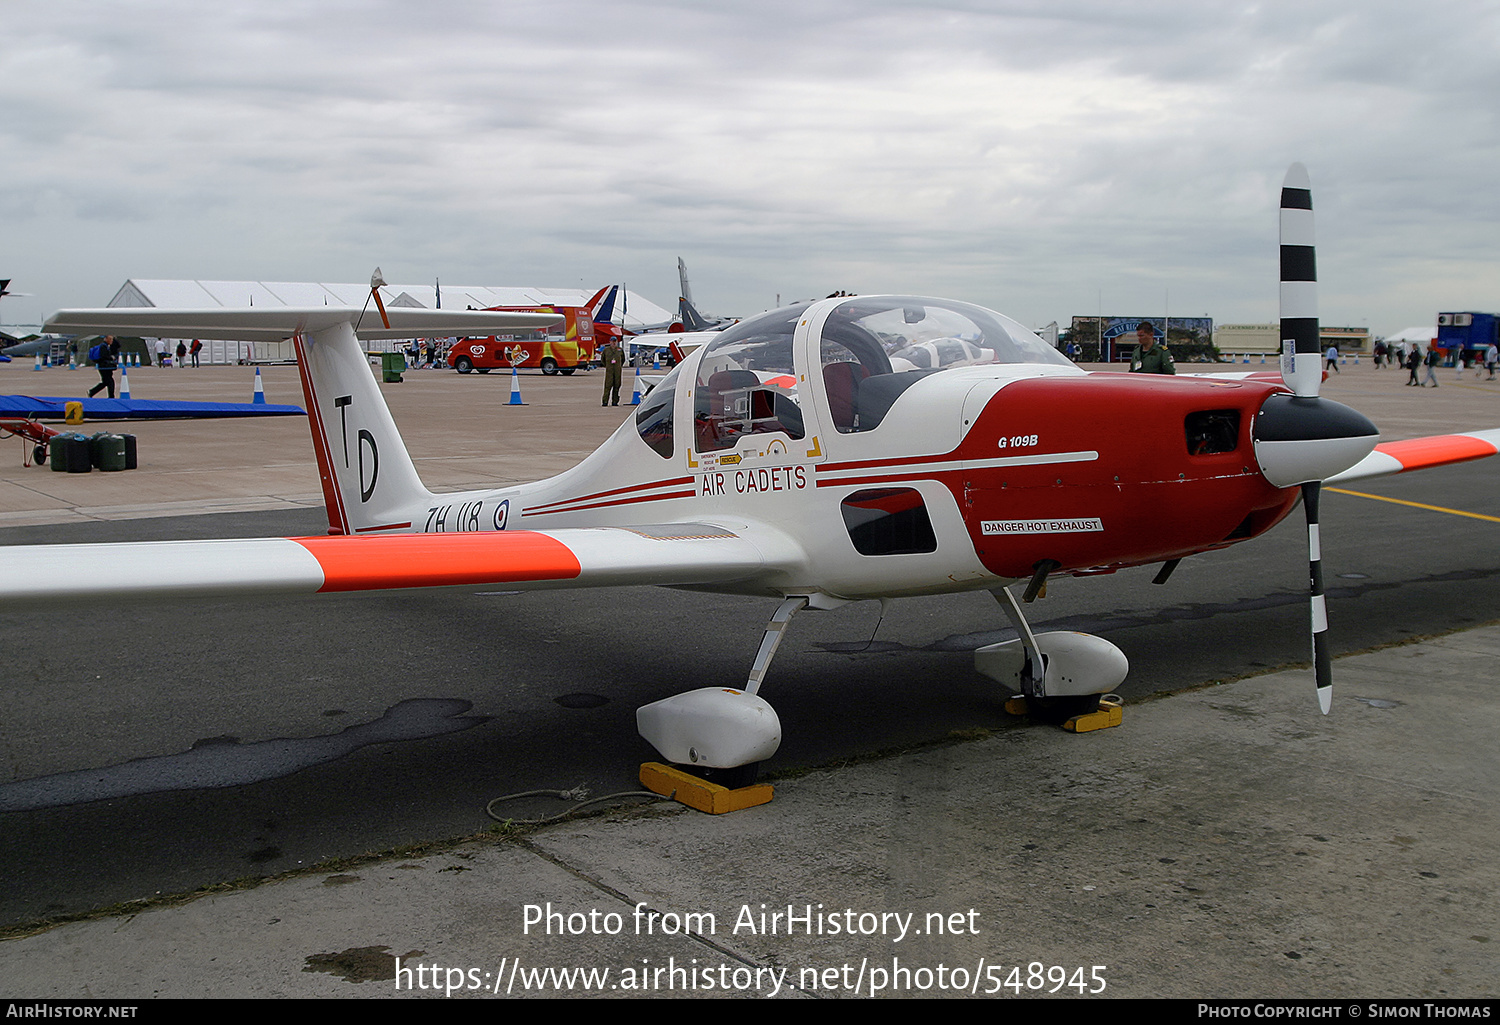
[1213, 323, 1371, 358]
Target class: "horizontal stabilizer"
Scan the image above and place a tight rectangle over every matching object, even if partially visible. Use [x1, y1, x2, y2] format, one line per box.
[0, 525, 774, 606]
[1326, 428, 1500, 483]
[44, 306, 562, 343]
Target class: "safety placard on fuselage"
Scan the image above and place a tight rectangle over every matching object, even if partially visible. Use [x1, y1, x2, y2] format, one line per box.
[980, 518, 1103, 535]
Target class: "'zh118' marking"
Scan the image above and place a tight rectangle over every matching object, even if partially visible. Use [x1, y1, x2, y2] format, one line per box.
[424, 498, 511, 533]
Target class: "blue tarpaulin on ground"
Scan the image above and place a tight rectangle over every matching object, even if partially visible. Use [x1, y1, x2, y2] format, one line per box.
[0, 395, 305, 420]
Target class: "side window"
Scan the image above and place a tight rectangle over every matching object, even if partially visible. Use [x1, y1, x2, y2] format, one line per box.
[693, 309, 805, 453]
[635, 365, 680, 459]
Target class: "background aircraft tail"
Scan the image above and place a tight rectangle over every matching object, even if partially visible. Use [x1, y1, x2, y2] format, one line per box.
[587, 285, 623, 345]
[588, 284, 619, 325]
[679, 296, 711, 332]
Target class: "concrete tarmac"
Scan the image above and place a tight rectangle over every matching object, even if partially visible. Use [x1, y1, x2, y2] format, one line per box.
[0, 356, 1496, 999]
[0, 628, 1495, 999]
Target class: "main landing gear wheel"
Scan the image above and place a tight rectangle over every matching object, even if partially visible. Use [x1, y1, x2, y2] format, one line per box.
[636, 597, 805, 790]
[976, 584, 1128, 732]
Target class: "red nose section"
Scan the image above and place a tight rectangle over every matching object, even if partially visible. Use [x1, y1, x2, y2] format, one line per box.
[957, 375, 1297, 578]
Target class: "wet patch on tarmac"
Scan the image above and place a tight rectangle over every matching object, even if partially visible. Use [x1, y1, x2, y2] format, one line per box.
[303, 945, 424, 984]
[0, 698, 489, 811]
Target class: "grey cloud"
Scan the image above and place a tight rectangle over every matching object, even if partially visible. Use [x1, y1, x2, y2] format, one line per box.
[3, 0, 1496, 333]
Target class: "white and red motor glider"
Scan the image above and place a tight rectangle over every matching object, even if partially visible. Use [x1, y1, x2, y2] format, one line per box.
[8, 167, 1498, 780]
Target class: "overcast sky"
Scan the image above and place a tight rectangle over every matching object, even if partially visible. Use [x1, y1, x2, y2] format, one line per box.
[4, 1, 1497, 336]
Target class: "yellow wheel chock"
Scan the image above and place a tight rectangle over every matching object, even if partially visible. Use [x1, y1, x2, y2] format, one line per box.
[1003, 695, 1123, 733]
[639, 762, 774, 814]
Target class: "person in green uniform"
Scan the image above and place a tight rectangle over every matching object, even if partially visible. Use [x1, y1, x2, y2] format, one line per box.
[601, 339, 626, 406]
[1129, 321, 1175, 374]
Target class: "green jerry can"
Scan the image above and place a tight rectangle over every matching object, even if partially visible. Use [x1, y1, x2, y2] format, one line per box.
[88, 432, 129, 472]
[49, 433, 92, 473]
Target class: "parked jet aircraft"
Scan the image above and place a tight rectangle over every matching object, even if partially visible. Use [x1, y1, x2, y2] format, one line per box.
[6, 167, 1498, 780]
[678, 295, 736, 334]
[673, 257, 738, 333]
[1, 336, 67, 359]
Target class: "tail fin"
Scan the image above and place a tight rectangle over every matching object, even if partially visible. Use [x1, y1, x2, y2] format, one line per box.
[677, 257, 693, 307]
[294, 322, 433, 535]
[679, 296, 710, 332]
[589, 284, 619, 324]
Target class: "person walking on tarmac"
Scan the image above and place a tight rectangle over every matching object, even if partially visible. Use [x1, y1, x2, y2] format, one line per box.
[1406, 346, 1422, 386]
[1129, 321, 1175, 374]
[600, 338, 626, 406]
[87, 335, 121, 398]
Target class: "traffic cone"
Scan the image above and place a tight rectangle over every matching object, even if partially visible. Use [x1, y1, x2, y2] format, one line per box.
[652, 351, 660, 370]
[509, 367, 526, 405]
[1260, 352, 1267, 364]
[252, 367, 266, 404]
[120, 367, 131, 400]
[1241, 352, 1250, 364]
[32, 355, 41, 371]
[630, 367, 643, 405]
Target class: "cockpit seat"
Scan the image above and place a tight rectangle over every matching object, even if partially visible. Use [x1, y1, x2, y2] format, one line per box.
[823, 361, 869, 432]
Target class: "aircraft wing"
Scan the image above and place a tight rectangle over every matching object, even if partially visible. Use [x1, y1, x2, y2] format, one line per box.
[0, 523, 784, 607]
[1326, 429, 1500, 484]
[43, 306, 561, 343]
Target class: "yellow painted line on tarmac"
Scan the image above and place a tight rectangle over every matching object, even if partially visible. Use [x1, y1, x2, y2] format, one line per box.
[1327, 488, 1500, 524]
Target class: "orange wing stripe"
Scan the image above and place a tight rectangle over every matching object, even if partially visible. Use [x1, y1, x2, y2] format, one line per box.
[1377, 435, 1498, 471]
[295, 532, 582, 592]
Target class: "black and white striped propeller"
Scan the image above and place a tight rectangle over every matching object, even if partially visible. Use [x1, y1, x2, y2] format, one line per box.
[1251, 164, 1379, 714]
